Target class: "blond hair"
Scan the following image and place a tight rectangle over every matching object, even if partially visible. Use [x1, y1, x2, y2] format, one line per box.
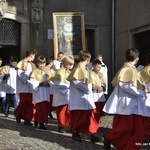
[62, 55, 74, 66]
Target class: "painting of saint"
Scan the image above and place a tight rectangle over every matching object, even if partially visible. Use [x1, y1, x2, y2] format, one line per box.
[53, 12, 85, 58]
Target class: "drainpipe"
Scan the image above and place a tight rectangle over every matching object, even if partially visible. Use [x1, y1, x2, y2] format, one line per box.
[112, 0, 115, 78]
[107, 0, 115, 95]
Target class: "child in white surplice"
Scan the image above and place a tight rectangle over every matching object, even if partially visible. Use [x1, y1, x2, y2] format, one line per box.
[51, 55, 74, 133]
[30, 55, 51, 130]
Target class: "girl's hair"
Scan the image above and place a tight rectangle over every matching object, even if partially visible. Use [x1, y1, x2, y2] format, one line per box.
[62, 55, 74, 66]
[92, 58, 102, 66]
[125, 48, 139, 61]
[37, 55, 46, 63]
[78, 50, 91, 61]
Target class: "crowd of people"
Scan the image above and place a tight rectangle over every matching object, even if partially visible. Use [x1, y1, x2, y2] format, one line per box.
[0, 48, 149, 150]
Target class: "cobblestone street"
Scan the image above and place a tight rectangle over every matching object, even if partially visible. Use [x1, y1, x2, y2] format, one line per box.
[0, 108, 149, 150]
[0, 108, 114, 150]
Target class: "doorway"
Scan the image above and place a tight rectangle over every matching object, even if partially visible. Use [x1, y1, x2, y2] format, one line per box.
[133, 30, 150, 66]
[0, 19, 20, 65]
[0, 45, 20, 65]
[85, 29, 95, 61]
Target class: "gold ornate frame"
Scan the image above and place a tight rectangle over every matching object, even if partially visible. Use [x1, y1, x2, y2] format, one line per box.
[53, 12, 86, 59]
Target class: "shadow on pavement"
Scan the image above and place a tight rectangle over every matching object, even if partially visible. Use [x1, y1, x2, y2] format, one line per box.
[0, 109, 116, 150]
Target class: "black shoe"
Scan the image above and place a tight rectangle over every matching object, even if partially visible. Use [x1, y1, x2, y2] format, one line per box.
[1, 107, 3, 113]
[34, 120, 38, 127]
[70, 126, 72, 133]
[91, 133, 101, 143]
[40, 123, 47, 130]
[4, 112, 8, 117]
[16, 117, 21, 123]
[24, 120, 32, 126]
[103, 132, 111, 150]
[49, 112, 53, 119]
[58, 127, 66, 133]
[72, 132, 82, 142]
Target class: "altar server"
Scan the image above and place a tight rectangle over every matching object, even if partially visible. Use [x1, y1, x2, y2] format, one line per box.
[67, 50, 101, 143]
[0, 55, 18, 117]
[0, 57, 6, 113]
[89, 58, 106, 124]
[51, 55, 74, 133]
[14, 49, 37, 125]
[96, 54, 108, 95]
[138, 53, 150, 140]
[103, 48, 146, 150]
[30, 55, 51, 130]
[43, 58, 55, 119]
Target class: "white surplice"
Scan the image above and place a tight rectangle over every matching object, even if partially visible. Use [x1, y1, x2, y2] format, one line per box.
[69, 80, 96, 110]
[103, 81, 146, 116]
[30, 72, 50, 104]
[17, 62, 33, 93]
[0, 68, 17, 94]
[52, 79, 70, 107]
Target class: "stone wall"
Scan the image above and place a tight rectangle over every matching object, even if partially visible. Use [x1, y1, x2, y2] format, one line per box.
[115, 0, 150, 72]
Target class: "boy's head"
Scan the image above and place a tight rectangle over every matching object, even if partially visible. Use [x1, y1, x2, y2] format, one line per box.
[96, 54, 103, 62]
[10, 55, 18, 67]
[37, 55, 46, 70]
[73, 55, 80, 68]
[92, 59, 102, 73]
[26, 48, 37, 62]
[78, 50, 91, 64]
[62, 55, 74, 70]
[57, 52, 64, 61]
[46, 58, 53, 68]
[146, 53, 150, 65]
[125, 48, 139, 64]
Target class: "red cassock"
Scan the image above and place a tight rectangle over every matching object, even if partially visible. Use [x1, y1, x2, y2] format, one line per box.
[143, 116, 150, 140]
[34, 101, 49, 124]
[106, 114, 144, 150]
[94, 102, 105, 124]
[14, 93, 34, 121]
[55, 104, 70, 127]
[70, 109, 99, 134]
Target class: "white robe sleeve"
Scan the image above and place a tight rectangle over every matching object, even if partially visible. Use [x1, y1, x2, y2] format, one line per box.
[119, 81, 145, 97]
[0, 79, 11, 92]
[17, 69, 28, 84]
[0, 74, 4, 81]
[29, 78, 40, 92]
[73, 80, 92, 94]
[54, 80, 69, 95]
[48, 81, 54, 89]
[53, 60, 61, 71]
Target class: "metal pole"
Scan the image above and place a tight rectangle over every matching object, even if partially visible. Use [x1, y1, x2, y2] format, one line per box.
[112, 0, 115, 78]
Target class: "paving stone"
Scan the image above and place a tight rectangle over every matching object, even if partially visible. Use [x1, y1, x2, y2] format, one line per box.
[0, 108, 149, 150]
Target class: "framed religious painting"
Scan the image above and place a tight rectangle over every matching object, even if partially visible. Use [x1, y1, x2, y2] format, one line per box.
[53, 12, 86, 59]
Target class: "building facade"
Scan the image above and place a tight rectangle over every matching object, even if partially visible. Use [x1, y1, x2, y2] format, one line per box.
[115, 0, 150, 72]
[0, 0, 113, 93]
[0, 0, 112, 61]
[1, 0, 150, 94]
